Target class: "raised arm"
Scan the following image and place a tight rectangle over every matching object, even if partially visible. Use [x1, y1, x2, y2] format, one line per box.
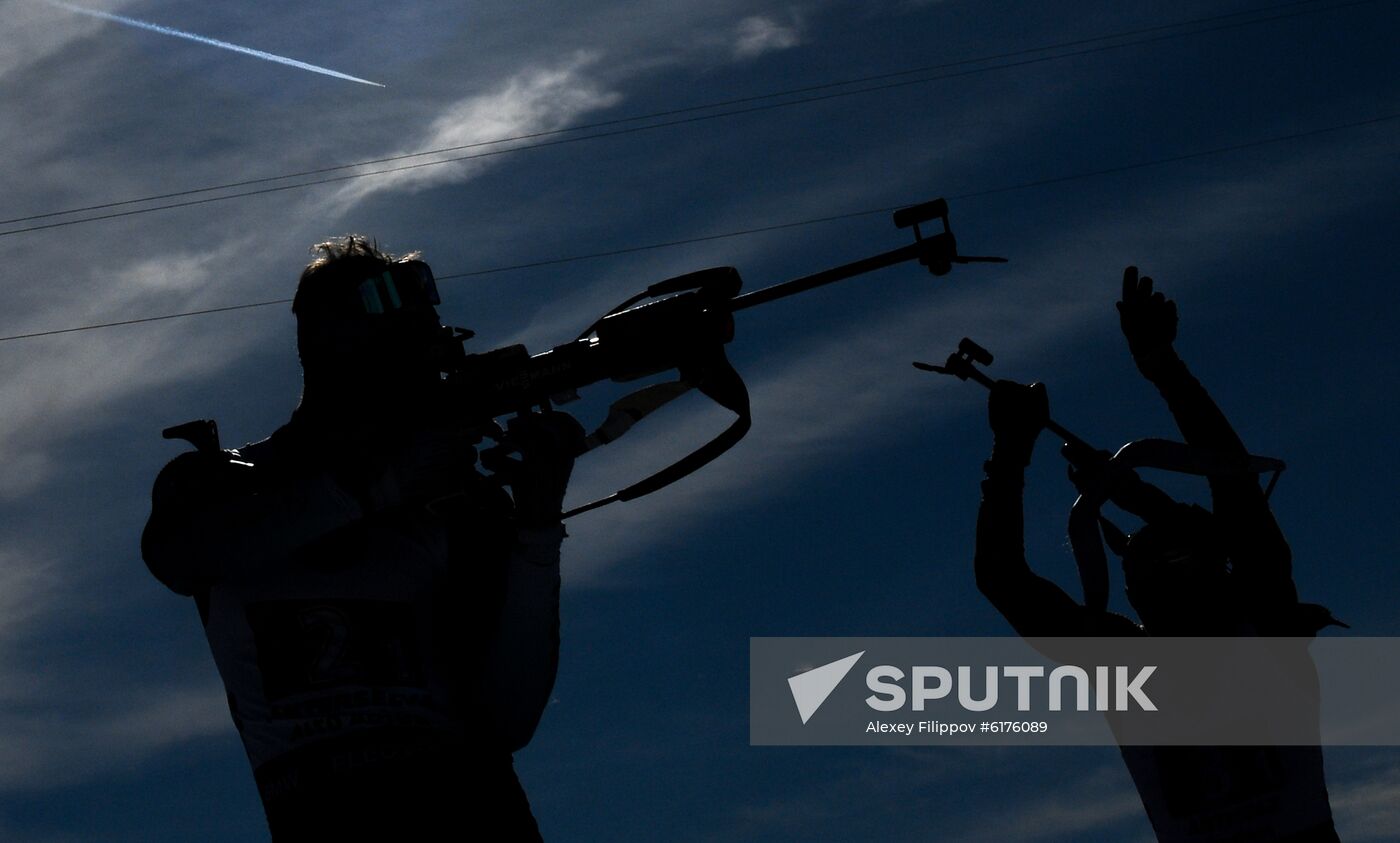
[1118, 266, 1249, 464]
[975, 381, 1138, 637]
[1117, 266, 1295, 603]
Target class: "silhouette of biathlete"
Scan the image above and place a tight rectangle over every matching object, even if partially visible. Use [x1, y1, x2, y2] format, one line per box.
[974, 267, 1343, 842]
[142, 236, 583, 841]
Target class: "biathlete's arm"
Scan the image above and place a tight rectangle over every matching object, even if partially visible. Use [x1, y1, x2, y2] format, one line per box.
[480, 411, 583, 753]
[976, 382, 1141, 638]
[485, 524, 565, 753]
[1117, 266, 1295, 603]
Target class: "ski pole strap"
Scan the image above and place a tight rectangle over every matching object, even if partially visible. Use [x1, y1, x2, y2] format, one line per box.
[562, 350, 751, 519]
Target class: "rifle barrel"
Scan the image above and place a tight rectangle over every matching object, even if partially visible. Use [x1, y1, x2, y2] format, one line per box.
[727, 241, 922, 313]
[1047, 420, 1095, 456]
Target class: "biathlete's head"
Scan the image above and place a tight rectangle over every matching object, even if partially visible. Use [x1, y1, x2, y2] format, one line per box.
[291, 235, 446, 398]
[1118, 504, 1232, 634]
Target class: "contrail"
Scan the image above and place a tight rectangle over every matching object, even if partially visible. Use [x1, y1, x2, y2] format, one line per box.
[46, 1, 385, 87]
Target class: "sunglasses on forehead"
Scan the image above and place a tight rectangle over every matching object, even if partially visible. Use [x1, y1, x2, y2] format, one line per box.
[355, 260, 441, 314]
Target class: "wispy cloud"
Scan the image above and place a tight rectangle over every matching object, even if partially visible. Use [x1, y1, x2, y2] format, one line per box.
[0, 549, 58, 642]
[952, 763, 1144, 843]
[696, 751, 1146, 843]
[0, 239, 272, 499]
[1, 0, 115, 80]
[1332, 761, 1400, 842]
[319, 51, 622, 212]
[43, 0, 385, 87]
[732, 14, 804, 59]
[0, 682, 228, 791]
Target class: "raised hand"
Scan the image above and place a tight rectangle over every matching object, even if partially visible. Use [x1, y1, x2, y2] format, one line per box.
[1117, 265, 1178, 374]
[988, 380, 1049, 467]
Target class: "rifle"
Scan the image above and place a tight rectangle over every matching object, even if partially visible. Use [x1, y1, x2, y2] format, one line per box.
[166, 198, 1004, 518]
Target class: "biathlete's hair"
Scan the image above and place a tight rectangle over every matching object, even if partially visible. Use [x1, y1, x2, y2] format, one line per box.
[291, 234, 423, 319]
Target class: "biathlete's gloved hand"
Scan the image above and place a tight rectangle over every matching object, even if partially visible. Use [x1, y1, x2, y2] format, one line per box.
[1117, 265, 1179, 378]
[505, 410, 586, 528]
[987, 380, 1048, 468]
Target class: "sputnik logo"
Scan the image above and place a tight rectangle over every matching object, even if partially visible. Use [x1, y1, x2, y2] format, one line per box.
[788, 651, 864, 724]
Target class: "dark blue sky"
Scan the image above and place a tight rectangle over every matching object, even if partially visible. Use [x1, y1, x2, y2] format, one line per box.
[1, 1, 1397, 840]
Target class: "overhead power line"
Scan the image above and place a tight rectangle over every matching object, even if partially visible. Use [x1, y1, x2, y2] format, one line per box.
[2, 110, 1394, 344]
[0, 0, 1380, 239]
[0, 0, 1334, 228]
